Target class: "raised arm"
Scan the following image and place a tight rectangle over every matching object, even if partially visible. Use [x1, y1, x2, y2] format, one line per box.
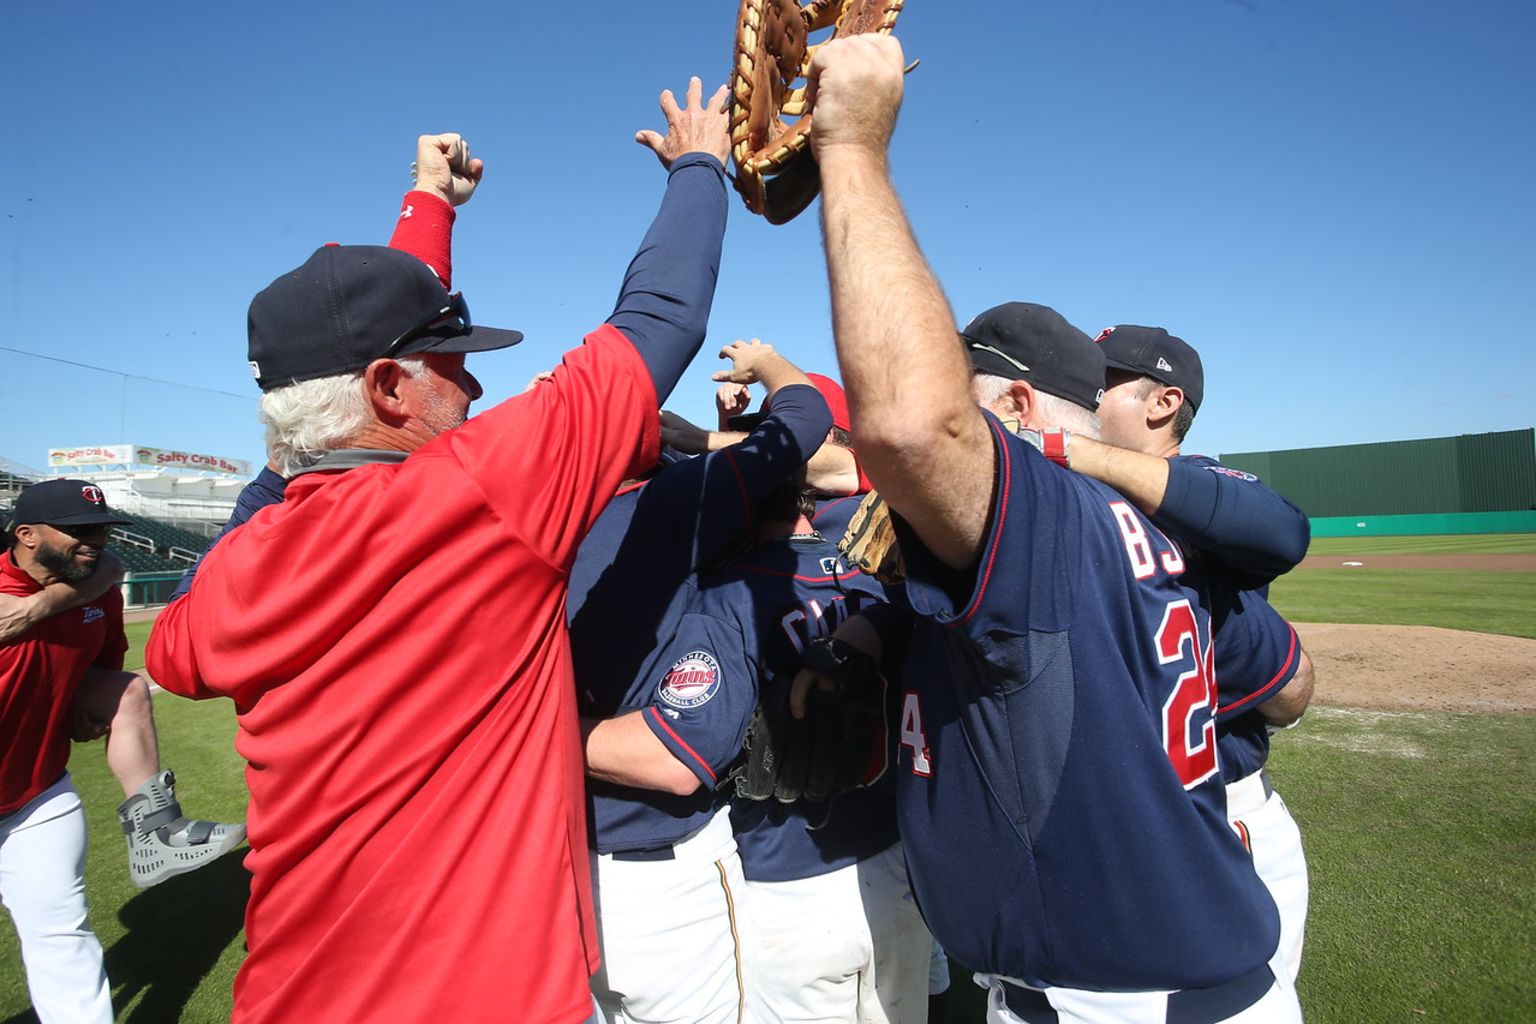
[609, 78, 732, 405]
[812, 37, 993, 569]
[386, 132, 482, 286]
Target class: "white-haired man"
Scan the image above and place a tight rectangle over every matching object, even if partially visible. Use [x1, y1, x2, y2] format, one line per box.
[147, 78, 733, 1024]
[804, 35, 1301, 1022]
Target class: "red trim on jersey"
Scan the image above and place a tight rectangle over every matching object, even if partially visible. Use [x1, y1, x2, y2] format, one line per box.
[812, 495, 858, 523]
[956, 418, 1012, 627]
[1218, 625, 1299, 715]
[647, 706, 718, 783]
[735, 563, 864, 585]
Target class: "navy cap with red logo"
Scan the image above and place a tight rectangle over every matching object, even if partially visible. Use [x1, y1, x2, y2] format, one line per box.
[6, 479, 131, 530]
[246, 245, 524, 393]
[961, 302, 1106, 411]
[1094, 325, 1204, 412]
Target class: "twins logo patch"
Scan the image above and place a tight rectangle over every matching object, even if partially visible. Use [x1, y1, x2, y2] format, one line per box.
[659, 651, 722, 709]
[1205, 465, 1258, 482]
[81, 606, 104, 625]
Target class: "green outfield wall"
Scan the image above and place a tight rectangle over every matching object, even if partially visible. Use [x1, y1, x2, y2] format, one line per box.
[1309, 510, 1536, 537]
[1222, 428, 1535, 518]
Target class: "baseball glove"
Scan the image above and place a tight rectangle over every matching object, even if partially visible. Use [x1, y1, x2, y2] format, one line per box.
[839, 489, 905, 584]
[729, 0, 906, 223]
[733, 638, 889, 803]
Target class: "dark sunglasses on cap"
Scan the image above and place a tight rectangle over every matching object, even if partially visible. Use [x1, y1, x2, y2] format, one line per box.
[383, 292, 471, 359]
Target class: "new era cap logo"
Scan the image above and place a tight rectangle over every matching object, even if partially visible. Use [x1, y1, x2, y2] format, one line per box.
[81, 485, 105, 505]
[1155, 357, 1173, 372]
[1094, 327, 1115, 343]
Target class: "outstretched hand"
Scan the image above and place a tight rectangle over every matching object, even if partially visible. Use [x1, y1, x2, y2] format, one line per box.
[636, 77, 731, 170]
[711, 338, 778, 385]
[413, 133, 484, 207]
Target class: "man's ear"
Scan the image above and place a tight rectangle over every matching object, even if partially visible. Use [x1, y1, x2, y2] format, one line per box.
[11, 524, 39, 553]
[1148, 385, 1185, 428]
[1006, 378, 1039, 426]
[362, 359, 411, 425]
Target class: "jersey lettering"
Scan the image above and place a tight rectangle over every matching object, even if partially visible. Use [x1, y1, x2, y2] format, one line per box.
[1110, 501, 1156, 579]
[1154, 599, 1218, 789]
[779, 596, 852, 654]
[1112, 501, 1187, 578]
[900, 691, 933, 777]
[1157, 528, 1186, 575]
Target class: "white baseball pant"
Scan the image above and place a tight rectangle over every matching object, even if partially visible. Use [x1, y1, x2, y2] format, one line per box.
[744, 840, 932, 1023]
[0, 773, 113, 1024]
[590, 806, 751, 1024]
[1226, 769, 1308, 984]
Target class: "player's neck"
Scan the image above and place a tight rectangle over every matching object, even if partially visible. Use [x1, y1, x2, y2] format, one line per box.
[757, 513, 817, 543]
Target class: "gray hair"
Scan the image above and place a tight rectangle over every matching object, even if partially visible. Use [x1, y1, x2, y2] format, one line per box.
[972, 372, 1101, 438]
[261, 358, 426, 475]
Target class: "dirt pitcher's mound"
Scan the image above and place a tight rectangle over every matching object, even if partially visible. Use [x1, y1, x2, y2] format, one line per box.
[1295, 623, 1536, 714]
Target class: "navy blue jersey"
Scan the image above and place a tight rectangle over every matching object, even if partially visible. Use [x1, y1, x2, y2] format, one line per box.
[570, 383, 830, 718]
[572, 387, 832, 854]
[726, 534, 900, 883]
[596, 533, 886, 855]
[809, 493, 864, 545]
[1210, 587, 1301, 782]
[1159, 454, 1309, 586]
[892, 415, 1280, 992]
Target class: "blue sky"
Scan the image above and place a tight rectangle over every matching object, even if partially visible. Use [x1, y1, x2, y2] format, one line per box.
[2, 0, 1532, 474]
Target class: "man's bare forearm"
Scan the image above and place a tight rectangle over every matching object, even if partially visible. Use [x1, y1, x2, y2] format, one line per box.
[820, 146, 991, 567]
[1067, 436, 1171, 517]
[580, 713, 701, 796]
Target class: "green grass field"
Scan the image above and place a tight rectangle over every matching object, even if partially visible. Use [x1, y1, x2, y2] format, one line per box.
[1306, 532, 1536, 556]
[4, 542, 1533, 1022]
[1269, 569, 1536, 639]
[0, 695, 248, 1024]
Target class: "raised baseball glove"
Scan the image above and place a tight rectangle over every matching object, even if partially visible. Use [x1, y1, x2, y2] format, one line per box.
[839, 489, 905, 584]
[729, 0, 906, 223]
[733, 637, 889, 803]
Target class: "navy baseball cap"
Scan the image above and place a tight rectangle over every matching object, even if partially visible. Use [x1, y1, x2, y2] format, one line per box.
[1094, 325, 1204, 412]
[961, 302, 1106, 411]
[6, 479, 130, 530]
[246, 245, 524, 392]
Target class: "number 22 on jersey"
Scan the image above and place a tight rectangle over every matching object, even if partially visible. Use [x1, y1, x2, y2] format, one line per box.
[1113, 501, 1218, 789]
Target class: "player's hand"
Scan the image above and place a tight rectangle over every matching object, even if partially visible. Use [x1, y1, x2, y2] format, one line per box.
[523, 370, 555, 393]
[712, 338, 778, 385]
[807, 35, 906, 160]
[635, 77, 731, 169]
[68, 706, 110, 743]
[660, 410, 712, 454]
[788, 667, 838, 720]
[715, 382, 752, 429]
[412, 133, 484, 207]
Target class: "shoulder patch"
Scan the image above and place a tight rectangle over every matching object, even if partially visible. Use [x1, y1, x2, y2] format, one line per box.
[81, 606, 105, 625]
[1204, 465, 1258, 483]
[659, 650, 722, 709]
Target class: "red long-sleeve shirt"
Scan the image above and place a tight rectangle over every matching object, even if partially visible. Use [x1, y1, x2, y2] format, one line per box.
[148, 326, 658, 1024]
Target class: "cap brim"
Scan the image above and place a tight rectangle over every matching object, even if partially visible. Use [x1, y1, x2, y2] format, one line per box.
[1101, 354, 1144, 375]
[35, 513, 132, 526]
[405, 324, 524, 357]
